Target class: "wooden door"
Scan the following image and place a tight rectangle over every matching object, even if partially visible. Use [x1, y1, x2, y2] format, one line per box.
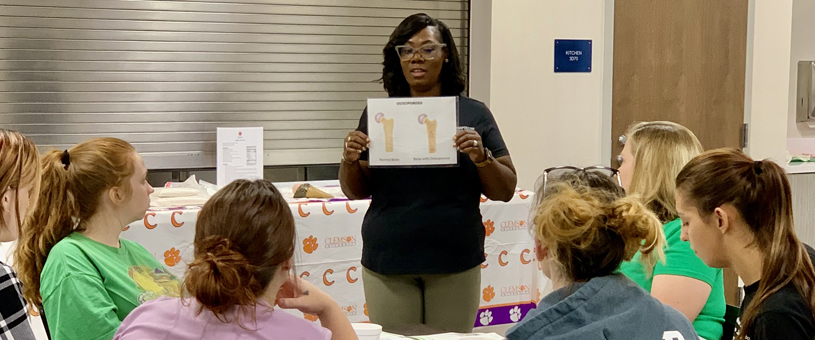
[612, 0, 749, 306]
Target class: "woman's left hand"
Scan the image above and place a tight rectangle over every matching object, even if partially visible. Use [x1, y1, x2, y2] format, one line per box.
[454, 130, 486, 163]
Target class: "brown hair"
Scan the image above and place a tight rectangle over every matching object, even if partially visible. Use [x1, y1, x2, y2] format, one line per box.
[626, 121, 703, 222]
[16, 137, 137, 307]
[676, 148, 815, 340]
[184, 179, 295, 324]
[534, 171, 665, 281]
[0, 129, 41, 238]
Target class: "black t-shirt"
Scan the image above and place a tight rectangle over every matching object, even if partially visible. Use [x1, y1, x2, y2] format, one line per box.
[355, 95, 509, 275]
[737, 244, 815, 340]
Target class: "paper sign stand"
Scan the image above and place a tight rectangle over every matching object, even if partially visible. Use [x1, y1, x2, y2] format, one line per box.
[216, 127, 264, 186]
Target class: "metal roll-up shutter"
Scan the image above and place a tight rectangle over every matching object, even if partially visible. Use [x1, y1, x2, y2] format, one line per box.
[0, 0, 469, 169]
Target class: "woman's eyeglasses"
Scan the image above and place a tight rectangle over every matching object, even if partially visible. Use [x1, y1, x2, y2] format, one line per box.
[395, 43, 447, 61]
[541, 166, 622, 196]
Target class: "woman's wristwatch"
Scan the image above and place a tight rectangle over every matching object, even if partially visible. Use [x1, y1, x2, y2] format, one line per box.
[475, 148, 494, 168]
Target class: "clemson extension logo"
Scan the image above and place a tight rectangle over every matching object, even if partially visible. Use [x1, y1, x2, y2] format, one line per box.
[483, 219, 495, 236]
[302, 236, 319, 254]
[500, 220, 526, 231]
[500, 284, 531, 297]
[322, 266, 360, 286]
[164, 247, 182, 267]
[482, 285, 496, 302]
[341, 305, 358, 316]
[326, 236, 357, 248]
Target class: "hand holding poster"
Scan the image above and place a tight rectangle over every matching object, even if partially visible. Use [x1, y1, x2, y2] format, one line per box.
[367, 96, 458, 167]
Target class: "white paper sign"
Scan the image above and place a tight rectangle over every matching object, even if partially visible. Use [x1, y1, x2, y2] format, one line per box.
[216, 127, 264, 186]
[367, 96, 458, 167]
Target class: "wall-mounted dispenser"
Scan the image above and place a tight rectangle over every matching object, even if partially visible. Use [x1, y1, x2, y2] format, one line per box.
[798, 61, 815, 122]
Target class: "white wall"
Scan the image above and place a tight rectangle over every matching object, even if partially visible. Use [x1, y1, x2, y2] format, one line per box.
[487, 0, 611, 190]
[744, 0, 794, 162]
[787, 0, 815, 139]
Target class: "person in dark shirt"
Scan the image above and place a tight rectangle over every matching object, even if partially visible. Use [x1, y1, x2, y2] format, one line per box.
[0, 129, 41, 340]
[338, 13, 517, 333]
[675, 148, 815, 340]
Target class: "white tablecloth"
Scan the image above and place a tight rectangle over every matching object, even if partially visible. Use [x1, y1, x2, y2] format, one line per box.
[122, 185, 547, 327]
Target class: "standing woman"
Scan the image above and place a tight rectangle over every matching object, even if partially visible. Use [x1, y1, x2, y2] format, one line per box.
[339, 13, 517, 332]
[0, 129, 40, 340]
[15, 138, 182, 340]
[676, 149, 815, 340]
[616, 121, 725, 340]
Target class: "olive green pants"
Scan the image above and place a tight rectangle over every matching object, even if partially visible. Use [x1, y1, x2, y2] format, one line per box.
[362, 266, 481, 333]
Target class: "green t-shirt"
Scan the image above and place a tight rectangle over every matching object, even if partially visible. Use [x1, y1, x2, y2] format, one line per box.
[618, 219, 726, 340]
[40, 232, 182, 340]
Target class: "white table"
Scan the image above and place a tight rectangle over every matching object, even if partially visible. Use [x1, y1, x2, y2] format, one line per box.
[122, 183, 547, 328]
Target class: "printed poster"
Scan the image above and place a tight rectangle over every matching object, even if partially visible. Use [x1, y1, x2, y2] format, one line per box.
[216, 127, 263, 186]
[367, 96, 458, 167]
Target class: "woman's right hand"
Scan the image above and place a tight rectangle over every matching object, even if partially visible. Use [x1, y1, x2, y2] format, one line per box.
[276, 275, 338, 316]
[343, 131, 370, 164]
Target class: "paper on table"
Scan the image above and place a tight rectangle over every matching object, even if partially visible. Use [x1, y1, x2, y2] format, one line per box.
[150, 175, 212, 208]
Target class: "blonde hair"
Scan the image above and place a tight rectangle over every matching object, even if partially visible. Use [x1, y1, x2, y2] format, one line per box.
[626, 121, 703, 222]
[0, 129, 41, 236]
[533, 171, 665, 281]
[15, 138, 137, 307]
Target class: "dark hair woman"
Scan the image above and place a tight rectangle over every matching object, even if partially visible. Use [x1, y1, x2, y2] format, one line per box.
[676, 149, 815, 340]
[114, 179, 358, 340]
[339, 13, 517, 332]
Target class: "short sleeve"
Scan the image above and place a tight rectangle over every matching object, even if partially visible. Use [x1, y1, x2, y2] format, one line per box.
[473, 101, 509, 158]
[356, 108, 369, 161]
[653, 220, 719, 286]
[43, 274, 120, 340]
[751, 311, 813, 340]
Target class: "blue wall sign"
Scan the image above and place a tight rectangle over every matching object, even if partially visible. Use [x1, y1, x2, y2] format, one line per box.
[554, 39, 592, 73]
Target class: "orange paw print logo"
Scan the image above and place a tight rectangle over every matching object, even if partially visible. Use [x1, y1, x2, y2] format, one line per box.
[364, 303, 368, 317]
[304, 313, 319, 322]
[303, 236, 319, 254]
[482, 285, 496, 302]
[164, 247, 181, 267]
[484, 219, 496, 237]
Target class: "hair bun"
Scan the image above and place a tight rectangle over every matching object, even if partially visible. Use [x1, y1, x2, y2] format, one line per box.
[201, 237, 238, 265]
[185, 236, 263, 319]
